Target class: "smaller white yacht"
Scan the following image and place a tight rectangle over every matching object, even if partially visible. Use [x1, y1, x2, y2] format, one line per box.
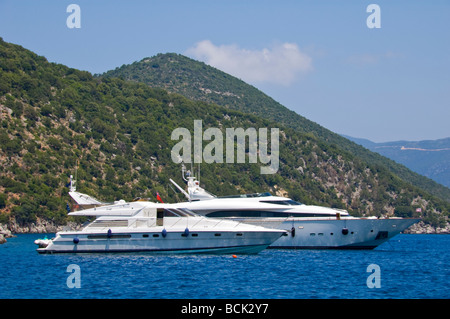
[36, 199, 286, 255]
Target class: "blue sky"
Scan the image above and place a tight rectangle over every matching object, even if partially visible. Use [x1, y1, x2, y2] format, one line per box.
[1, 0, 449, 142]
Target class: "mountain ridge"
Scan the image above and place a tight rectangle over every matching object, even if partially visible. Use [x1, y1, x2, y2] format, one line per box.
[344, 135, 450, 188]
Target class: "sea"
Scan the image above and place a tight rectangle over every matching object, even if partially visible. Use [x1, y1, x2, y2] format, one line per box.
[0, 234, 448, 305]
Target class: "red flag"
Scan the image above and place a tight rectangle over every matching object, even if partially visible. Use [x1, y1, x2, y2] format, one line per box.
[156, 192, 164, 203]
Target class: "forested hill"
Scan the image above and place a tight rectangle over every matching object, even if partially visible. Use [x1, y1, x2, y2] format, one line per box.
[0, 38, 448, 230]
[102, 53, 450, 203]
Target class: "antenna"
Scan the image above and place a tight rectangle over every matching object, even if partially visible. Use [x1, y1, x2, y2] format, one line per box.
[69, 160, 80, 193]
[181, 163, 187, 182]
[69, 175, 76, 192]
[171, 162, 215, 202]
[74, 160, 79, 191]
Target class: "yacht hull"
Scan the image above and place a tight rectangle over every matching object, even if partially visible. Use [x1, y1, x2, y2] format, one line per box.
[227, 217, 420, 249]
[37, 230, 283, 255]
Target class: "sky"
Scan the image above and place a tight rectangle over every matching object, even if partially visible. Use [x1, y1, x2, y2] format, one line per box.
[0, 0, 449, 143]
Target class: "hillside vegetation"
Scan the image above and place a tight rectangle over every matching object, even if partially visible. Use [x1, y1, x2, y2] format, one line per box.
[103, 53, 450, 203]
[0, 38, 448, 230]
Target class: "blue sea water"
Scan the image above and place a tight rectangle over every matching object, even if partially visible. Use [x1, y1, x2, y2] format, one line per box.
[0, 234, 448, 299]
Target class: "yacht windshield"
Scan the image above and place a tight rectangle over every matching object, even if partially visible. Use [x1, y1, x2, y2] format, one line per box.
[164, 208, 198, 217]
[259, 200, 302, 206]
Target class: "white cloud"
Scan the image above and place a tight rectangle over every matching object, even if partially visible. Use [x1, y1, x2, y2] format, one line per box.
[186, 40, 313, 86]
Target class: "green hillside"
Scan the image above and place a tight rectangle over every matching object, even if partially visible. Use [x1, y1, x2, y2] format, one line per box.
[0, 38, 448, 230]
[102, 53, 450, 203]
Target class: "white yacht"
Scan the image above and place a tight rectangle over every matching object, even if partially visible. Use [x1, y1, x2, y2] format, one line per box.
[36, 196, 285, 254]
[167, 166, 420, 249]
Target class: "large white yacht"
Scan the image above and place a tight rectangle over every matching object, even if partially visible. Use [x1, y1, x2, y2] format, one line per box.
[36, 186, 286, 254]
[168, 166, 420, 249]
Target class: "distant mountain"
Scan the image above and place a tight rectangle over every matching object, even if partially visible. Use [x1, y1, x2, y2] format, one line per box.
[344, 136, 450, 188]
[101, 53, 450, 203]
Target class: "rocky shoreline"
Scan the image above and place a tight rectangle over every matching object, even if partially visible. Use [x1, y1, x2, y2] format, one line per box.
[402, 221, 450, 235]
[0, 218, 448, 244]
[0, 218, 83, 244]
[0, 224, 13, 244]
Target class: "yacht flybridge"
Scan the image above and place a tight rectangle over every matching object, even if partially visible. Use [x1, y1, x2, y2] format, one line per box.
[36, 179, 285, 254]
[167, 165, 420, 249]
